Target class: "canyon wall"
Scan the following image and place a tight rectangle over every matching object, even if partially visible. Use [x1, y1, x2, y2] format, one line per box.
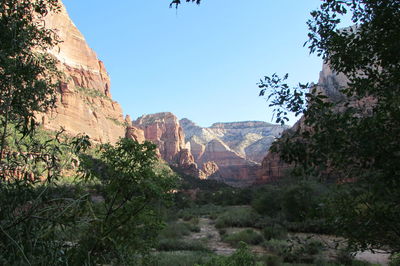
[39, 2, 289, 185]
[133, 113, 201, 177]
[39, 2, 133, 143]
[181, 118, 287, 186]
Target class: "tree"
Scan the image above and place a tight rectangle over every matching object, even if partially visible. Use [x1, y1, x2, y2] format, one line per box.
[71, 138, 178, 264]
[258, 0, 400, 253]
[0, 2, 178, 264]
[0, 0, 61, 156]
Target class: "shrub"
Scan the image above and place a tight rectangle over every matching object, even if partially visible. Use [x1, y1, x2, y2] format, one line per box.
[262, 239, 290, 255]
[202, 242, 256, 266]
[281, 183, 320, 222]
[159, 222, 192, 239]
[215, 207, 259, 228]
[259, 254, 283, 266]
[251, 186, 282, 217]
[390, 253, 400, 266]
[262, 224, 287, 240]
[150, 251, 213, 266]
[157, 239, 209, 252]
[222, 229, 264, 247]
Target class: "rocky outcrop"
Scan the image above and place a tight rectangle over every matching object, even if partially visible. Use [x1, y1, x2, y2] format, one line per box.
[181, 119, 287, 185]
[38, 2, 127, 143]
[200, 161, 221, 180]
[133, 113, 201, 177]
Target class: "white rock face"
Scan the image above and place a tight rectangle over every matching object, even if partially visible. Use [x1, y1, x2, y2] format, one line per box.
[180, 119, 288, 164]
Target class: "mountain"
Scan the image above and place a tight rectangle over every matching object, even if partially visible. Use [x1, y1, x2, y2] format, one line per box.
[38, 2, 136, 143]
[180, 118, 287, 186]
[38, 2, 288, 186]
[132, 113, 201, 178]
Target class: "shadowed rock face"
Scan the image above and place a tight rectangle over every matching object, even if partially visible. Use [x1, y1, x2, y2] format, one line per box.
[180, 118, 287, 185]
[256, 62, 354, 184]
[38, 2, 131, 143]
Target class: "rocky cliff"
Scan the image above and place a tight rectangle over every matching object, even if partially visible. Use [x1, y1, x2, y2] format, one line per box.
[38, 2, 135, 143]
[181, 118, 287, 185]
[133, 113, 201, 177]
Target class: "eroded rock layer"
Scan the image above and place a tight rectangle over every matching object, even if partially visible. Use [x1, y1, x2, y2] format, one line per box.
[181, 118, 287, 185]
[133, 113, 201, 177]
[39, 2, 131, 143]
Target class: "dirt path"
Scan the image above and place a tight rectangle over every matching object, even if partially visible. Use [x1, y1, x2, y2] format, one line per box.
[186, 217, 390, 265]
[185, 217, 267, 256]
[185, 217, 236, 255]
[355, 250, 390, 266]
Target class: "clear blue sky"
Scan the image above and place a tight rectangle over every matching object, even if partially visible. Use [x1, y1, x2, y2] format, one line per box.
[64, 0, 323, 127]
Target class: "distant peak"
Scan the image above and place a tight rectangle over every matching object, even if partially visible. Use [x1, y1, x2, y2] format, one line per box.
[210, 121, 274, 129]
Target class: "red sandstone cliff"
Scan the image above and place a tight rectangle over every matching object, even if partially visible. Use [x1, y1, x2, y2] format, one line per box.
[38, 2, 141, 143]
[133, 113, 201, 177]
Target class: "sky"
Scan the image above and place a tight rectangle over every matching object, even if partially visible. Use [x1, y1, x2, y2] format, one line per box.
[64, 0, 324, 127]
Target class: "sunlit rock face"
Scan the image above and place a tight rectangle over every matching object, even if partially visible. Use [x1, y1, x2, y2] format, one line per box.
[133, 112, 201, 177]
[180, 118, 287, 186]
[38, 1, 127, 143]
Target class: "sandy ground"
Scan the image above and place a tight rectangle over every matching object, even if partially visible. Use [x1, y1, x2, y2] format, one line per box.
[186, 217, 390, 265]
[355, 250, 390, 265]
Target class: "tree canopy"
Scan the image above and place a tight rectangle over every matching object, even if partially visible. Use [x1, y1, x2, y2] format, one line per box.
[258, 0, 400, 252]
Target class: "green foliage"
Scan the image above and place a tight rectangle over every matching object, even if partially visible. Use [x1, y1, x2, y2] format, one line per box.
[201, 242, 257, 266]
[222, 229, 263, 247]
[389, 253, 400, 266]
[262, 224, 287, 241]
[215, 207, 260, 229]
[75, 86, 110, 100]
[149, 251, 214, 266]
[259, 254, 283, 266]
[157, 239, 209, 252]
[178, 204, 228, 220]
[0, 0, 62, 148]
[195, 187, 253, 206]
[159, 221, 199, 239]
[259, 0, 400, 252]
[263, 237, 324, 264]
[71, 138, 178, 263]
[281, 182, 322, 222]
[251, 185, 283, 217]
[263, 239, 290, 256]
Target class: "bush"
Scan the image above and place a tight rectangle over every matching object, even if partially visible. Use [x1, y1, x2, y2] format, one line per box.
[390, 253, 400, 266]
[159, 222, 192, 239]
[178, 204, 226, 219]
[215, 207, 259, 228]
[201, 242, 256, 266]
[262, 239, 290, 255]
[263, 237, 324, 264]
[150, 251, 213, 266]
[281, 183, 321, 222]
[222, 229, 264, 247]
[251, 186, 282, 217]
[259, 254, 283, 266]
[262, 224, 287, 240]
[157, 239, 209, 252]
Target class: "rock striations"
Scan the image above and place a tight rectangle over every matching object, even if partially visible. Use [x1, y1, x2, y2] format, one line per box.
[37, 2, 290, 185]
[38, 2, 136, 143]
[180, 118, 287, 186]
[132, 113, 201, 178]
